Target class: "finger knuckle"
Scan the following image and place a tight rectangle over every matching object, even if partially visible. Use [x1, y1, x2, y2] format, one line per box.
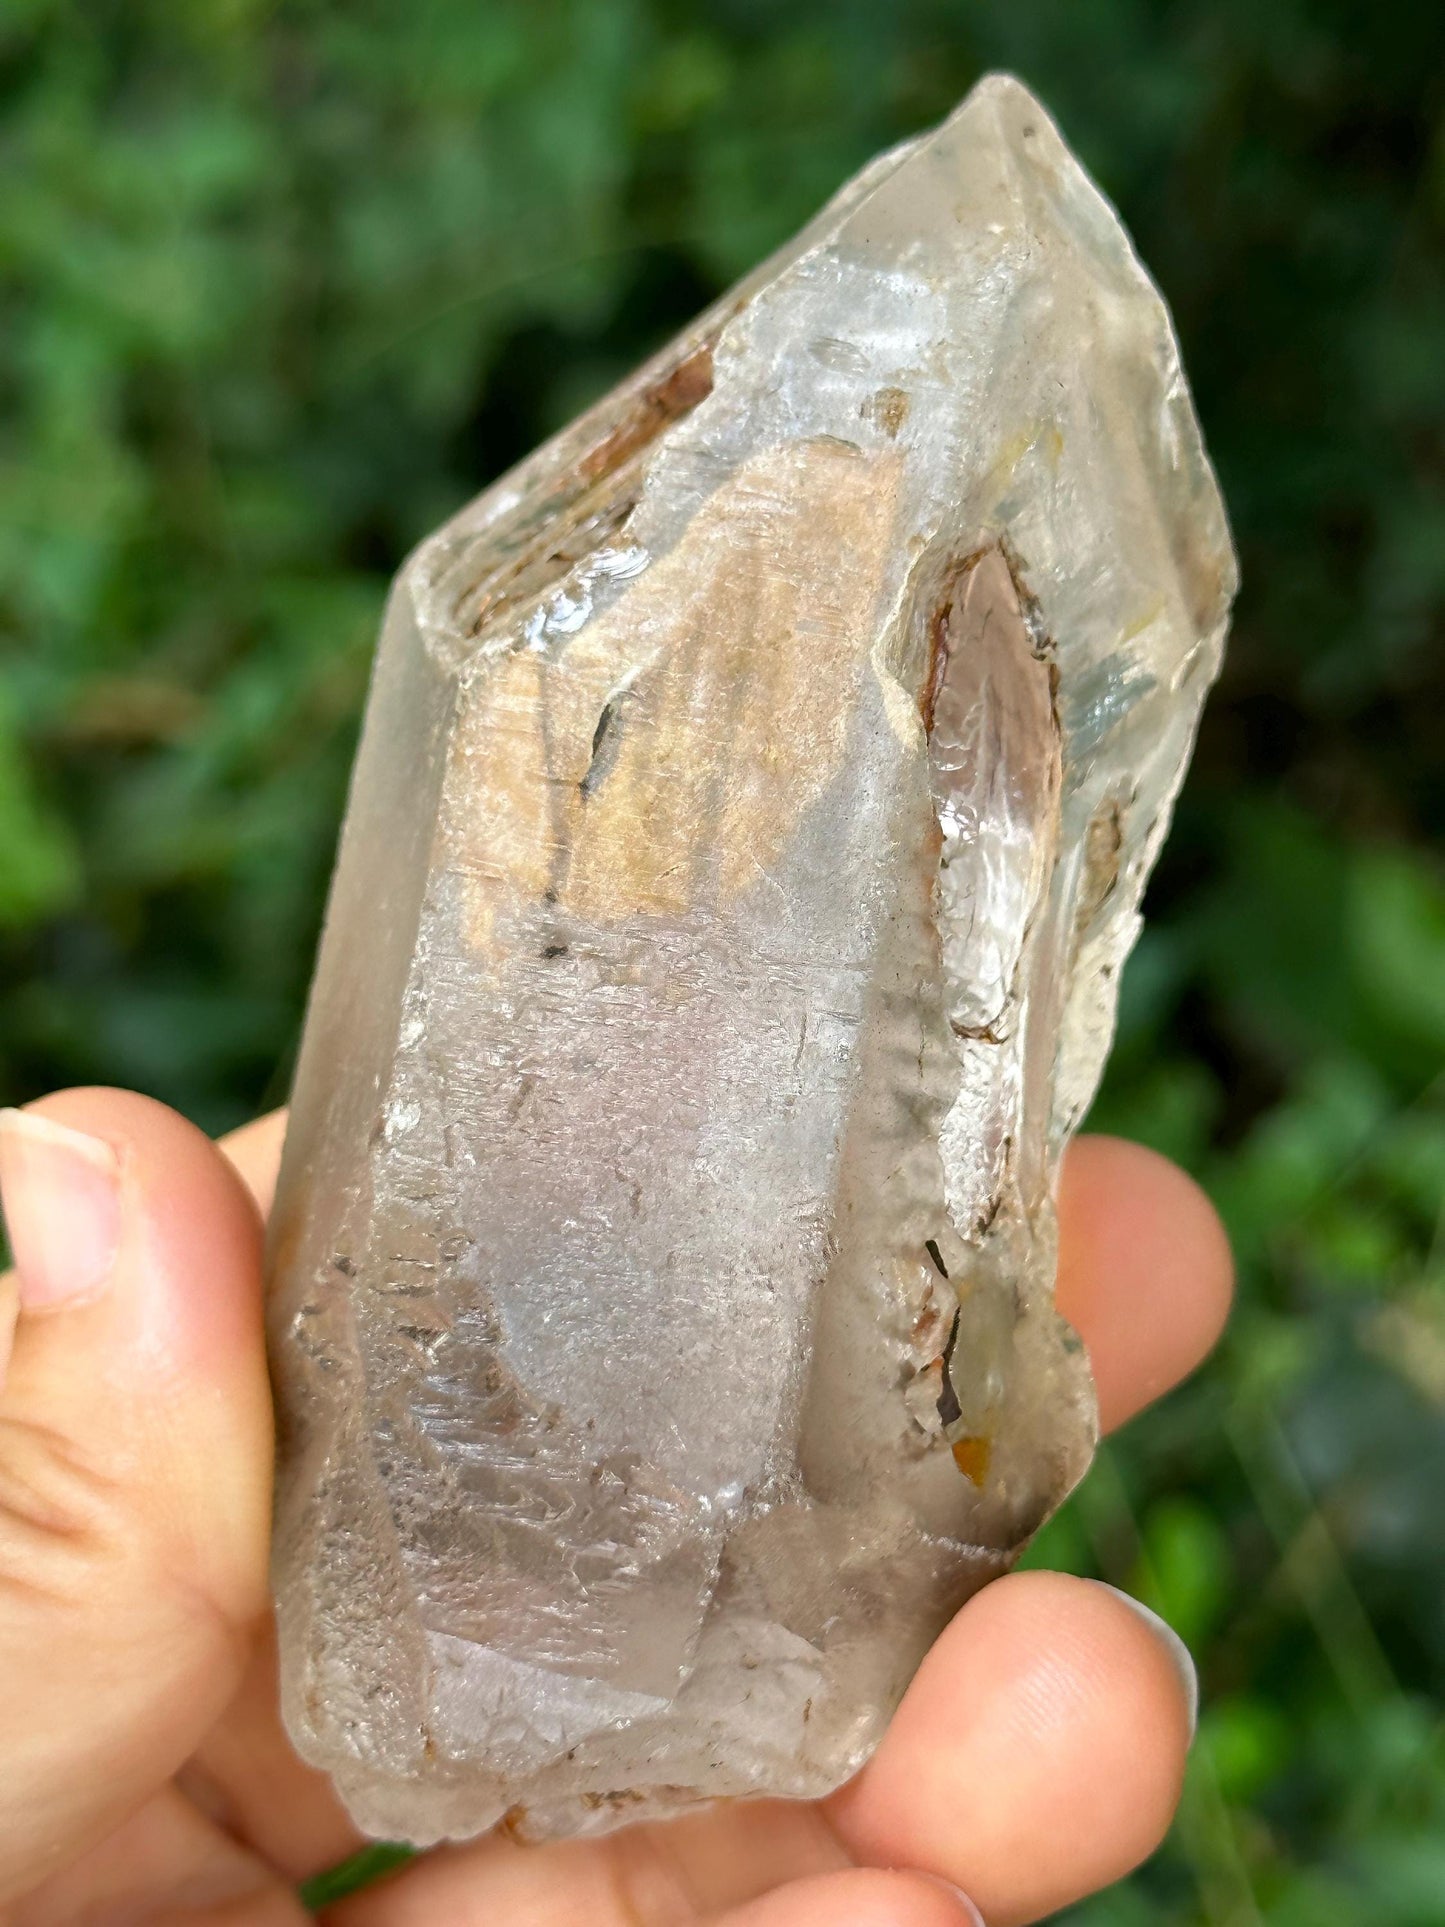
[0, 1415, 130, 1611]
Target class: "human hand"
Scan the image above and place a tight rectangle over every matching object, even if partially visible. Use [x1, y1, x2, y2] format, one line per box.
[0, 1090, 1231, 1925]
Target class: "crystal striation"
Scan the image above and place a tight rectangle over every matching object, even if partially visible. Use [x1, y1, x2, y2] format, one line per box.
[267, 73, 1237, 1846]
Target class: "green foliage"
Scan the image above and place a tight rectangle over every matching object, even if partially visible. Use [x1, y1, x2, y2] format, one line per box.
[0, 678, 80, 926]
[1, 2, 1441, 1918]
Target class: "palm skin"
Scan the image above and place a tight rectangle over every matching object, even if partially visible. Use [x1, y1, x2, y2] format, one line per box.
[0, 1096, 1230, 1925]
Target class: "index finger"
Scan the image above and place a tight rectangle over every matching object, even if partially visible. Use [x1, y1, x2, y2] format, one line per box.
[1055, 1133, 1233, 1432]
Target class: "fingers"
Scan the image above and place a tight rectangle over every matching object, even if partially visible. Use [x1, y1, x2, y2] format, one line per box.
[0, 1090, 273, 1898]
[0, 1086, 1222, 1924]
[0, 1270, 15, 1387]
[709, 1870, 982, 1927]
[184, 1106, 369, 1880]
[317, 1834, 978, 1927]
[827, 1570, 1197, 1926]
[320, 1796, 847, 1926]
[1055, 1134, 1232, 1432]
[10, 1786, 307, 1927]
[219, 1109, 289, 1221]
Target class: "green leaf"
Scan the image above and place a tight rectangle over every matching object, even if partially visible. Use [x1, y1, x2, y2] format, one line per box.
[298, 1842, 414, 1908]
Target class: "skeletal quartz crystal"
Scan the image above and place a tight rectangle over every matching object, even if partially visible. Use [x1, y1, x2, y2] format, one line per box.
[268, 73, 1236, 1845]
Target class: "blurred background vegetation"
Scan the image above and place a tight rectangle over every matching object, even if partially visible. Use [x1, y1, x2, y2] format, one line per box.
[1, 1, 1442, 1919]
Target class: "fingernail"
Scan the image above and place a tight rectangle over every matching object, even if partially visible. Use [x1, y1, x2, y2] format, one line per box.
[1091, 1582, 1199, 1738]
[920, 1875, 987, 1924]
[0, 1110, 123, 1312]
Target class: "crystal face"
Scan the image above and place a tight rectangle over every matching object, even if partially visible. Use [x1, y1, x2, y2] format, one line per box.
[267, 74, 1237, 1847]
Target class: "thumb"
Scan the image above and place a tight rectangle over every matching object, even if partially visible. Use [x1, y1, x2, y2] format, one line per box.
[0, 1089, 273, 1898]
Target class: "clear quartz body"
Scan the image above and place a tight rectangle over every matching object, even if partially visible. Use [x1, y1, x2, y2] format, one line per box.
[267, 74, 1236, 1846]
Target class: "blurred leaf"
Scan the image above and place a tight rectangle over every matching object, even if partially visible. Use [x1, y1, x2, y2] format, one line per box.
[1197, 1694, 1294, 1805]
[1133, 1497, 1233, 1649]
[0, 681, 80, 927]
[1350, 846, 1445, 1058]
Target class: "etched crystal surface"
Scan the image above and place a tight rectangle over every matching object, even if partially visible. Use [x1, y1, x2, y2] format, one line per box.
[267, 74, 1236, 1846]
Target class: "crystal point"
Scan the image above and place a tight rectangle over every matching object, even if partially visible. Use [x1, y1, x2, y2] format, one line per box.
[268, 73, 1236, 1845]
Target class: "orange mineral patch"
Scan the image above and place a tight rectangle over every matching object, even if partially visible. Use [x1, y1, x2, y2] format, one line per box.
[951, 1434, 993, 1485]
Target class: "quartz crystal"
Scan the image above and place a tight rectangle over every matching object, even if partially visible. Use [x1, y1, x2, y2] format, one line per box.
[267, 73, 1236, 1846]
